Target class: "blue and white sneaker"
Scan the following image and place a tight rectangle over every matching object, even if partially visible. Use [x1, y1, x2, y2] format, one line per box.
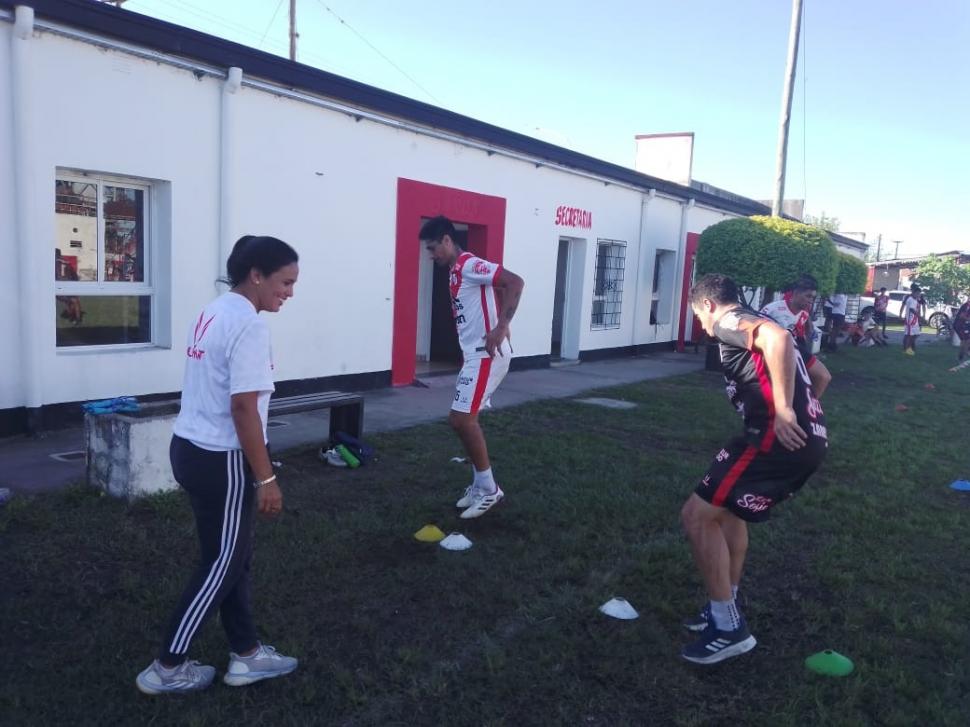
[223, 643, 298, 686]
[681, 619, 757, 665]
[682, 603, 712, 633]
[136, 659, 215, 695]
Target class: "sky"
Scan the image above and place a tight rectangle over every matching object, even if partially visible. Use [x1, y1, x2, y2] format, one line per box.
[118, 0, 969, 258]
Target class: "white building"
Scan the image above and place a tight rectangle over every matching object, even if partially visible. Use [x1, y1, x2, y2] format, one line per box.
[0, 0, 867, 435]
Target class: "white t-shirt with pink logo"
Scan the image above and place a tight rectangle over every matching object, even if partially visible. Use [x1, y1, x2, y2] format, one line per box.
[173, 291, 275, 451]
[449, 252, 508, 361]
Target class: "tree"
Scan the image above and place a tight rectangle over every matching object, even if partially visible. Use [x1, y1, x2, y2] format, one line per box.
[834, 252, 867, 294]
[912, 255, 970, 306]
[696, 215, 839, 295]
[803, 211, 840, 232]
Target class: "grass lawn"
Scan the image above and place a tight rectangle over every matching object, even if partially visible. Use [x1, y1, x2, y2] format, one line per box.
[3, 343, 969, 726]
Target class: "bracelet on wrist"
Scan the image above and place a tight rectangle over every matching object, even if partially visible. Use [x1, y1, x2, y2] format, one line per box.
[255, 474, 277, 488]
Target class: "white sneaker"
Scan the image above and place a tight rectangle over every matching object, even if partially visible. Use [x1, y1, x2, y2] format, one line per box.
[460, 485, 504, 519]
[223, 643, 298, 686]
[136, 659, 215, 695]
[455, 485, 476, 508]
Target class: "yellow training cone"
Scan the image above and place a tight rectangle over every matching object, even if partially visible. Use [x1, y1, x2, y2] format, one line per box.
[414, 524, 446, 542]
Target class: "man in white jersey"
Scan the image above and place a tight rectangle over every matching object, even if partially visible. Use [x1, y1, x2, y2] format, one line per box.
[760, 275, 831, 397]
[420, 216, 525, 519]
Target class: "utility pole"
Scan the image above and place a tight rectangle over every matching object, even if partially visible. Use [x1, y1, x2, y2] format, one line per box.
[875, 233, 882, 262]
[772, 0, 804, 217]
[289, 0, 298, 62]
[893, 240, 903, 260]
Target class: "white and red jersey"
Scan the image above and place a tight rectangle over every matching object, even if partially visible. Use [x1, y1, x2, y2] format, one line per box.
[450, 251, 504, 361]
[902, 294, 921, 335]
[761, 299, 809, 339]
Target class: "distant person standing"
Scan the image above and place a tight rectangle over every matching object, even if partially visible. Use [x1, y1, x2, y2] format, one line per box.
[953, 297, 970, 362]
[136, 236, 300, 695]
[826, 293, 848, 351]
[901, 284, 922, 355]
[420, 216, 525, 519]
[873, 287, 890, 336]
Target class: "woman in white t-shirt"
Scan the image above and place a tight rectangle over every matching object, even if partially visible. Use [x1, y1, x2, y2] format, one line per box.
[137, 236, 300, 695]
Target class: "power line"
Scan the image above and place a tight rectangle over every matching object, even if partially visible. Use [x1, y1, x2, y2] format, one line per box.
[152, 0, 287, 47]
[258, 0, 285, 50]
[314, 0, 441, 105]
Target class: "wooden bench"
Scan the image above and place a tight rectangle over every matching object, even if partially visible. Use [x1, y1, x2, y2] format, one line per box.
[269, 391, 364, 443]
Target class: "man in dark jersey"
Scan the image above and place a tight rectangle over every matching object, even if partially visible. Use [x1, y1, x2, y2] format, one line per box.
[679, 274, 827, 665]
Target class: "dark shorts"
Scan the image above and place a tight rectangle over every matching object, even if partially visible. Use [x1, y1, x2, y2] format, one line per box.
[695, 437, 825, 523]
[873, 311, 887, 325]
[955, 320, 970, 340]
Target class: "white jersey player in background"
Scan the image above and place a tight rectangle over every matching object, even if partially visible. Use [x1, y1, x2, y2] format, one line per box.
[421, 215, 525, 519]
[760, 274, 831, 398]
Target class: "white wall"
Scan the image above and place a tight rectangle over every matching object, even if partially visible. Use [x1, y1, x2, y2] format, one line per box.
[3, 27, 220, 408]
[0, 19, 752, 413]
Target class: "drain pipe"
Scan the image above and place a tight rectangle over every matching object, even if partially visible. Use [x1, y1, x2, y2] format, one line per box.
[11, 6, 44, 432]
[630, 188, 656, 349]
[218, 66, 243, 287]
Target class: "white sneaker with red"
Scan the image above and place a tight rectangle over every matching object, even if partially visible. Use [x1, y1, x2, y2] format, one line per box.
[460, 485, 504, 519]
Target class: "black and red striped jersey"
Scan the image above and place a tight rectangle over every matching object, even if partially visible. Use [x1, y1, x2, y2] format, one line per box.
[713, 308, 827, 453]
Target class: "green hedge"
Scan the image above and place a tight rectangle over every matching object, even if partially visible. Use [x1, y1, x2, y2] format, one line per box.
[835, 251, 868, 294]
[696, 216, 838, 293]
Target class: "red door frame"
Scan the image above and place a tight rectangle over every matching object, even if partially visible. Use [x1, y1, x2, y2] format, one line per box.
[676, 232, 702, 352]
[392, 178, 507, 386]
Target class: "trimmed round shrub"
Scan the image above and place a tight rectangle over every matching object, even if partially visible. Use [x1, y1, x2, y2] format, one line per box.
[834, 251, 868, 294]
[696, 215, 838, 293]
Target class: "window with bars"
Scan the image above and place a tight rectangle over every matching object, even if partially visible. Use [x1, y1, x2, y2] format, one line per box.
[591, 239, 626, 329]
[54, 171, 155, 348]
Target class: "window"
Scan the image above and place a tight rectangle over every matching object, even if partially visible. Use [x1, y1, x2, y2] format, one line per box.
[54, 173, 154, 348]
[591, 239, 625, 329]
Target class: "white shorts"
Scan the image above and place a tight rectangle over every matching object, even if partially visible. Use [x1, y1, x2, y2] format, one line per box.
[452, 353, 511, 414]
[904, 315, 920, 336]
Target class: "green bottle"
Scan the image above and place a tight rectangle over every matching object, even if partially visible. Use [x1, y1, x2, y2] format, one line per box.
[335, 444, 361, 468]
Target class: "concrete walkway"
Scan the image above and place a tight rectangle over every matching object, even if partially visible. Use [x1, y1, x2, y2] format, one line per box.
[0, 350, 706, 495]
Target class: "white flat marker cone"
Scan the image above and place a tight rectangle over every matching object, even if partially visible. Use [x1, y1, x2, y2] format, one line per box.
[439, 532, 473, 551]
[599, 597, 639, 620]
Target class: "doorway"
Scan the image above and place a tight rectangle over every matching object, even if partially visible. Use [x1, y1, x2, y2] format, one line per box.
[393, 178, 507, 385]
[416, 223, 466, 375]
[551, 237, 584, 360]
[551, 239, 569, 358]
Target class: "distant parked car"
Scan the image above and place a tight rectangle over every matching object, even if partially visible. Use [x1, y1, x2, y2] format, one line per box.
[859, 289, 954, 335]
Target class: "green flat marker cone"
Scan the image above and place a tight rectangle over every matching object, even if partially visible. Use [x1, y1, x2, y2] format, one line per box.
[805, 649, 854, 677]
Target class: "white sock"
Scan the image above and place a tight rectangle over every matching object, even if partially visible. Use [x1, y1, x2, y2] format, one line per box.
[473, 467, 496, 493]
[710, 598, 741, 631]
